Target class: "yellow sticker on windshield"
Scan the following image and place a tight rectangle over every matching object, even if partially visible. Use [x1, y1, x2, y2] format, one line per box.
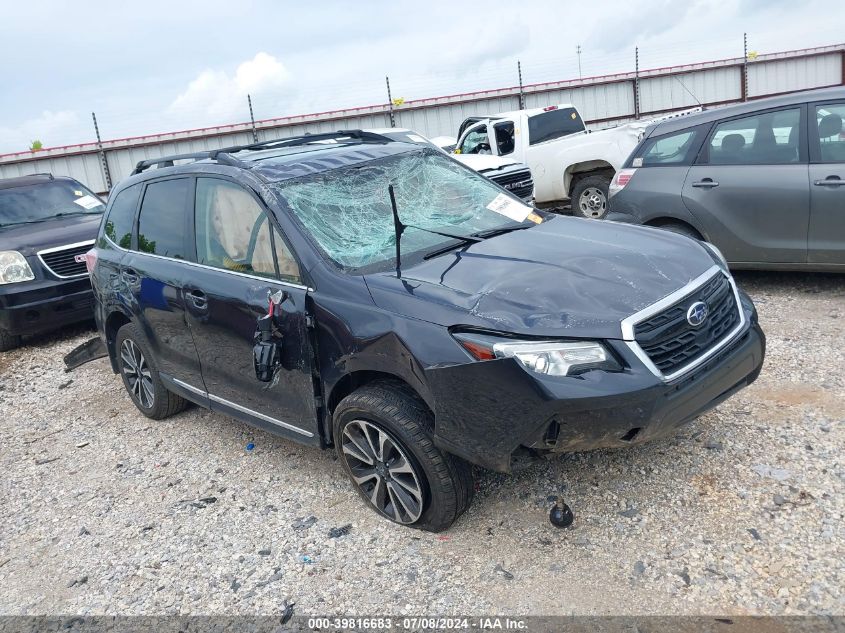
[74, 190, 83, 196]
[527, 212, 543, 224]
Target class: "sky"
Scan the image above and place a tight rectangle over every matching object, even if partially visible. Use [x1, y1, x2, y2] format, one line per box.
[1, 0, 843, 153]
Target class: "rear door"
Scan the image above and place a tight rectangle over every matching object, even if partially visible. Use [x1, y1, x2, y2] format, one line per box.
[183, 177, 319, 443]
[682, 105, 809, 264]
[808, 100, 845, 264]
[124, 176, 204, 388]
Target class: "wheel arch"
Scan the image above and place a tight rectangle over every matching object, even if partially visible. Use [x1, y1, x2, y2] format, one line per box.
[564, 160, 615, 196]
[104, 309, 132, 373]
[326, 371, 433, 444]
[643, 217, 706, 240]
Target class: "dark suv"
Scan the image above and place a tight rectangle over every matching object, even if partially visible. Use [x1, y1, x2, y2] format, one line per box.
[90, 131, 765, 531]
[0, 174, 105, 351]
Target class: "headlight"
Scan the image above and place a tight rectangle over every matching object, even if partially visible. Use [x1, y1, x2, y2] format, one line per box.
[493, 340, 609, 376]
[0, 251, 35, 284]
[701, 241, 729, 273]
[453, 332, 619, 376]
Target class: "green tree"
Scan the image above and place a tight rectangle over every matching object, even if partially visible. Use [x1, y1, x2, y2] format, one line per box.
[30, 140, 43, 151]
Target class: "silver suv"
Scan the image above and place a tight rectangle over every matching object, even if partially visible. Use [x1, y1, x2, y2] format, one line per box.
[606, 86, 845, 270]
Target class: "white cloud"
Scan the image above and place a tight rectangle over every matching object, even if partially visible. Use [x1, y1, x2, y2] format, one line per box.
[169, 52, 291, 121]
[0, 110, 81, 153]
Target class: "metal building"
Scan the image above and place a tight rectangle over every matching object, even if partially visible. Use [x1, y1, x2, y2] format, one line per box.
[1, 43, 843, 194]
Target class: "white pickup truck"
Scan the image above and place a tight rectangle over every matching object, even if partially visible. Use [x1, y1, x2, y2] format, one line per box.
[448, 104, 650, 218]
[368, 128, 535, 203]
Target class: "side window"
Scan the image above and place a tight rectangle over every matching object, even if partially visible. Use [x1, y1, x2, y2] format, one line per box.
[458, 125, 491, 155]
[704, 108, 801, 165]
[493, 121, 515, 155]
[812, 103, 845, 163]
[634, 129, 698, 166]
[194, 178, 301, 283]
[137, 179, 190, 258]
[103, 184, 141, 249]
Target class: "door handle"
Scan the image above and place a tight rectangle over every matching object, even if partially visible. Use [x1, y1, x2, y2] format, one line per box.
[692, 179, 719, 188]
[122, 268, 139, 284]
[185, 289, 208, 309]
[813, 176, 845, 186]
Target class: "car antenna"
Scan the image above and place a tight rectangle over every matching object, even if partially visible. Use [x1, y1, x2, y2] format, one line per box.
[388, 184, 405, 278]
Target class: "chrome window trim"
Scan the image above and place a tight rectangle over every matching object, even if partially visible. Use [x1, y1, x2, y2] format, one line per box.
[169, 377, 314, 438]
[37, 239, 95, 279]
[621, 265, 747, 382]
[102, 234, 312, 291]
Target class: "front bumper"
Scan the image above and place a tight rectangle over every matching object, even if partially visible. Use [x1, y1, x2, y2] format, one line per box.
[426, 302, 765, 472]
[0, 277, 94, 336]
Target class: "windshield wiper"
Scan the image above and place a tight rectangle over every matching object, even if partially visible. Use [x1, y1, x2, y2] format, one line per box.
[471, 224, 532, 239]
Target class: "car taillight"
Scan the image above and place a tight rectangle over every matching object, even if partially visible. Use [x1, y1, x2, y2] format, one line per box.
[84, 248, 98, 274]
[609, 168, 637, 197]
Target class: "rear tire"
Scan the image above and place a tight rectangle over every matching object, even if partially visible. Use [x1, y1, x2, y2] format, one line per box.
[333, 380, 474, 532]
[0, 329, 22, 352]
[571, 175, 611, 219]
[115, 323, 187, 420]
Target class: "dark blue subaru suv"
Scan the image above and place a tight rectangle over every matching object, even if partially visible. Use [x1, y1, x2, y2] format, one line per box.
[90, 131, 765, 531]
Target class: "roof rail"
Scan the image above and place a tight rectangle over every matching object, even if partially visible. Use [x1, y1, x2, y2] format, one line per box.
[130, 129, 394, 176]
[210, 129, 393, 158]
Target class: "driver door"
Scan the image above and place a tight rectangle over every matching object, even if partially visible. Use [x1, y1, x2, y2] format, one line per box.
[455, 121, 497, 156]
[183, 176, 320, 444]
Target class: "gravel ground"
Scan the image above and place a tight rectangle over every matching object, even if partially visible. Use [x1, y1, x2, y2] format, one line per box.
[0, 271, 842, 616]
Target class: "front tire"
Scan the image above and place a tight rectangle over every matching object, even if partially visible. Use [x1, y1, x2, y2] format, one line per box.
[333, 380, 474, 532]
[571, 175, 611, 219]
[0, 329, 22, 352]
[115, 323, 187, 420]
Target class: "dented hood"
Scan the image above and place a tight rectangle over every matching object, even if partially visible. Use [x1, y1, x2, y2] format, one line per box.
[364, 216, 716, 339]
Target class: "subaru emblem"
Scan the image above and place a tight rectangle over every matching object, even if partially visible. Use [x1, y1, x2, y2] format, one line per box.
[686, 301, 709, 327]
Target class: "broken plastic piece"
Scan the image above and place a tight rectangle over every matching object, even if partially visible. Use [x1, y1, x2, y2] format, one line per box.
[328, 524, 352, 538]
[246, 443, 255, 451]
[63, 337, 107, 372]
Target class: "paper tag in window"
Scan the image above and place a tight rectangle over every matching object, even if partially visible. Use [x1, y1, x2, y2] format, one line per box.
[486, 193, 532, 222]
[73, 195, 100, 210]
[632, 157, 643, 167]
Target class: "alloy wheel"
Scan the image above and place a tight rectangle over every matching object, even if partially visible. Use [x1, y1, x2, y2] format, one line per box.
[578, 186, 607, 218]
[120, 339, 155, 409]
[341, 419, 425, 524]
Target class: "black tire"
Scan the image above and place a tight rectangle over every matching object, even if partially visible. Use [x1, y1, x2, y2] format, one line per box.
[571, 174, 611, 219]
[115, 323, 187, 420]
[0, 329, 22, 352]
[333, 380, 474, 532]
[656, 222, 701, 240]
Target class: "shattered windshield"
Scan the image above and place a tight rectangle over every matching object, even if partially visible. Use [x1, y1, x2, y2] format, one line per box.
[273, 150, 533, 271]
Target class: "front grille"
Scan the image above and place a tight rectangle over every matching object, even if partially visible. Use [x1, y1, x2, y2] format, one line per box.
[634, 273, 740, 376]
[488, 169, 534, 200]
[38, 242, 93, 278]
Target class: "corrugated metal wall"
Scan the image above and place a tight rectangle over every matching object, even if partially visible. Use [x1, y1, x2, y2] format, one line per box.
[2, 44, 843, 194]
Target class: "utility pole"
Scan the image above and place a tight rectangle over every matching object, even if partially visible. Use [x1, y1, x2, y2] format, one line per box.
[633, 47, 640, 120]
[576, 45, 582, 80]
[385, 76, 396, 128]
[91, 112, 112, 192]
[517, 60, 526, 109]
[247, 94, 258, 143]
[742, 32, 749, 101]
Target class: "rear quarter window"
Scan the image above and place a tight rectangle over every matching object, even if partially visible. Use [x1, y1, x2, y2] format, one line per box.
[102, 184, 141, 249]
[630, 125, 706, 167]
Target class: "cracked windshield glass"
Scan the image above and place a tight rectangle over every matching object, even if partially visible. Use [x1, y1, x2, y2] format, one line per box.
[274, 150, 539, 270]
